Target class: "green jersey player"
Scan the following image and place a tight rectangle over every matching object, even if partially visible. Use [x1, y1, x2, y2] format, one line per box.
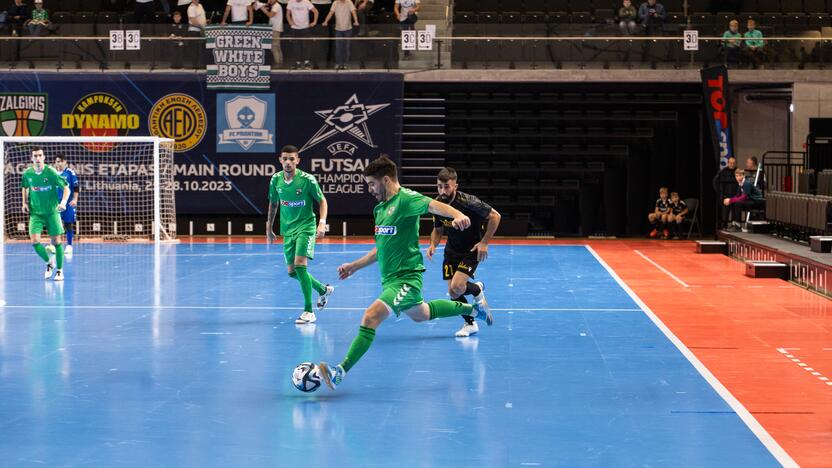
[21, 146, 70, 281]
[267, 145, 334, 324]
[317, 155, 492, 390]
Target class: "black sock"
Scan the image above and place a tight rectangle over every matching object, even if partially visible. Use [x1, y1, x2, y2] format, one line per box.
[453, 295, 474, 325]
[465, 282, 482, 297]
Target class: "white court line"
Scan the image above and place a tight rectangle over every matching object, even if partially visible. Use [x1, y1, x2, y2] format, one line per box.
[586, 245, 796, 467]
[776, 348, 832, 388]
[0, 305, 641, 312]
[633, 249, 690, 288]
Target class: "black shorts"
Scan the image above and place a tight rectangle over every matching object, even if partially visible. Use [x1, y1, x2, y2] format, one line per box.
[442, 251, 479, 280]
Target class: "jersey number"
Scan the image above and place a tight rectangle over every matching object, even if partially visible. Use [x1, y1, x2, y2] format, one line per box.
[443, 264, 453, 277]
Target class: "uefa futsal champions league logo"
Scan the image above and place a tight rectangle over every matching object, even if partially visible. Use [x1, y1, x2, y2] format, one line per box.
[300, 94, 390, 153]
[217, 94, 275, 152]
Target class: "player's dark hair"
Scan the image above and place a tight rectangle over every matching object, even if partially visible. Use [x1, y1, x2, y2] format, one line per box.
[55, 153, 66, 162]
[364, 154, 398, 180]
[437, 167, 458, 182]
[749, 156, 758, 166]
[280, 145, 299, 154]
[31, 146, 43, 155]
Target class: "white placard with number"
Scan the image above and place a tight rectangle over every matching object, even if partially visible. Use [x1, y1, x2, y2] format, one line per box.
[109, 30, 124, 50]
[425, 24, 436, 36]
[417, 30, 432, 51]
[401, 30, 416, 50]
[126, 30, 141, 50]
[684, 30, 699, 51]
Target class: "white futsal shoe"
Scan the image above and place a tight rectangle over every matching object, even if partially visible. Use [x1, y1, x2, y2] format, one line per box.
[295, 311, 317, 324]
[65, 245, 73, 259]
[455, 321, 479, 337]
[54, 269, 64, 282]
[44, 259, 55, 279]
[318, 362, 345, 390]
[317, 284, 334, 310]
[471, 282, 492, 326]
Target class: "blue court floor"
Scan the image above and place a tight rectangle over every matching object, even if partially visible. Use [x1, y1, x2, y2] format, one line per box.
[0, 243, 780, 467]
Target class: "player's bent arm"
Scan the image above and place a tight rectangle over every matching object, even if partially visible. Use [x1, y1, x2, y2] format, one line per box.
[352, 247, 378, 270]
[482, 209, 501, 243]
[428, 200, 468, 227]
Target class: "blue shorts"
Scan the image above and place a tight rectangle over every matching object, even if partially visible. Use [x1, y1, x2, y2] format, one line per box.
[61, 205, 76, 223]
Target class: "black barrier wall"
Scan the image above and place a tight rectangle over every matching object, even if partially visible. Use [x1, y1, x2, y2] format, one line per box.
[0, 72, 403, 216]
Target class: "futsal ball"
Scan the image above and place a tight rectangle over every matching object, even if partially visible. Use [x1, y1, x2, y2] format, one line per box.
[45, 245, 55, 255]
[292, 362, 322, 393]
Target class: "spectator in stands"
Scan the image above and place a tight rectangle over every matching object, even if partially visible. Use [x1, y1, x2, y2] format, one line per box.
[312, 0, 331, 24]
[745, 156, 766, 191]
[618, 0, 638, 36]
[134, 0, 155, 24]
[638, 0, 665, 36]
[721, 19, 742, 67]
[8, 0, 29, 37]
[188, 0, 207, 32]
[648, 186, 670, 238]
[261, 0, 283, 67]
[713, 156, 738, 228]
[323, 0, 358, 70]
[287, 0, 318, 69]
[169, 10, 187, 68]
[221, 0, 253, 25]
[175, 0, 192, 18]
[667, 192, 688, 239]
[355, 0, 371, 36]
[743, 18, 766, 69]
[395, 0, 419, 57]
[724, 167, 764, 231]
[26, 0, 49, 36]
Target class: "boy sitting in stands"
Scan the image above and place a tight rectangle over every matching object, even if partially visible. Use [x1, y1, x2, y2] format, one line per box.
[648, 186, 670, 239]
[667, 192, 688, 239]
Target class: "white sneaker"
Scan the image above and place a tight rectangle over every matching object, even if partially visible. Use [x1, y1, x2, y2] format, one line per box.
[44, 260, 55, 279]
[317, 284, 334, 310]
[472, 281, 492, 326]
[54, 269, 64, 282]
[318, 362, 345, 390]
[455, 321, 479, 337]
[295, 311, 317, 324]
[64, 245, 73, 260]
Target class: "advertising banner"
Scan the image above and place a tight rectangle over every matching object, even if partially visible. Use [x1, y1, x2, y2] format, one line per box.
[205, 25, 273, 90]
[701, 66, 734, 169]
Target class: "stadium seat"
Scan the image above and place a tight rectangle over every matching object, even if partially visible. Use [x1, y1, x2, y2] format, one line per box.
[738, 0, 759, 13]
[756, 0, 782, 13]
[805, 0, 829, 14]
[479, 0, 500, 14]
[524, 0, 547, 15]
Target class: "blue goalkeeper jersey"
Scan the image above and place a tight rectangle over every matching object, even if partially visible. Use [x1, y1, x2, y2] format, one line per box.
[56, 167, 79, 201]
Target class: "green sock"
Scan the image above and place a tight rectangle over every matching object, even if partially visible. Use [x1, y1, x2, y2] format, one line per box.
[288, 271, 298, 280]
[308, 273, 327, 295]
[33, 243, 49, 262]
[428, 299, 474, 320]
[55, 244, 64, 269]
[340, 326, 376, 372]
[294, 266, 314, 312]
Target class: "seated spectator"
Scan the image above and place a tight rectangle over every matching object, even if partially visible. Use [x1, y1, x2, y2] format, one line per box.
[745, 156, 766, 191]
[743, 18, 766, 69]
[723, 167, 764, 231]
[667, 192, 688, 239]
[322, 0, 358, 70]
[26, 0, 49, 36]
[221, 0, 253, 25]
[618, 0, 638, 36]
[721, 19, 742, 67]
[8, 0, 30, 37]
[134, 0, 155, 24]
[638, 0, 665, 36]
[648, 186, 670, 238]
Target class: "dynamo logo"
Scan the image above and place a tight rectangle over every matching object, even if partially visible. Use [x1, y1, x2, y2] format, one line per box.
[374, 225, 397, 235]
[281, 200, 306, 208]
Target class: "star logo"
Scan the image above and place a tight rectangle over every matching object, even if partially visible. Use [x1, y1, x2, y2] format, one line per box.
[300, 94, 390, 153]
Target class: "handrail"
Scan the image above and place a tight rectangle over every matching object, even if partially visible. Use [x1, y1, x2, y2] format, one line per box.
[0, 35, 829, 41]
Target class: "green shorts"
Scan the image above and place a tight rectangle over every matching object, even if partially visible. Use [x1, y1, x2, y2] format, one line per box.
[29, 212, 65, 237]
[283, 231, 316, 264]
[378, 272, 425, 316]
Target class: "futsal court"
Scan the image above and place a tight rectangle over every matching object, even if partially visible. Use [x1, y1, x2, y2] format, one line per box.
[3, 238, 829, 466]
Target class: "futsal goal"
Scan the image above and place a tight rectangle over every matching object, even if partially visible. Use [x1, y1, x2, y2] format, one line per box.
[1, 136, 177, 243]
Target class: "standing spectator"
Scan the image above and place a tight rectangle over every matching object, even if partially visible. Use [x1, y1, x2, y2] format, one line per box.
[323, 0, 358, 70]
[721, 19, 742, 67]
[169, 10, 187, 68]
[745, 156, 766, 191]
[26, 0, 49, 36]
[355, 0, 371, 36]
[287, 0, 318, 69]
[311, 0, 331, 24]
[724, 167, 764, 231]
[188, 0, 207, 31]
[261, 0, 284, 67]
[134, 0, 155, 24]
[712, 156, 738, 228]
[221, 0, 253, 25]
[743, 18, 765, 68]
[638, 0, 665, 36]
[175, 0, 192, 18]
[618, 0, 638, 36]
[394, 0, 418, 57]
[9, 0, 30, 36]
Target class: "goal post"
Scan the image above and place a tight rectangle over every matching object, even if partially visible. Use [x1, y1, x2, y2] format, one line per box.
[1, 136, 176, 243]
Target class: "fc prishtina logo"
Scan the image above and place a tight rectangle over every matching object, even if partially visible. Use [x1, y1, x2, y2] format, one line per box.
[0, 93, 47, 137]
[300, 94, 390, 153]
[217, 94, 275, 153]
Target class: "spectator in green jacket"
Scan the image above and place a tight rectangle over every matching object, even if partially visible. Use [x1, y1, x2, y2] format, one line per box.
[721, 19, 742, 67]
[744, 18, 766, 68]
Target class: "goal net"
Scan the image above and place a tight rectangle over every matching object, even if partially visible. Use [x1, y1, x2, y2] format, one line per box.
[1, 136, 176, 243]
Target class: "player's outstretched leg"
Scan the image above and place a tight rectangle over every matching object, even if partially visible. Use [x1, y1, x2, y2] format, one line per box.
[319, 300, 388, 390]
[316, 283, 334, 310]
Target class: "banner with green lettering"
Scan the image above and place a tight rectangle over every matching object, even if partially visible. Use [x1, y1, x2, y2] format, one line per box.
[205, 25, 273, 90]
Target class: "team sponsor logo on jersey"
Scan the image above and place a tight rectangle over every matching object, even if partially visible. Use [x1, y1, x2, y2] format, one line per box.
[0, 93, 47, 137]
[61, 93, 139, 152]
[299, 94, 391, 153]
[216, 94, 275, 152]
[440, 219, 453, 228]
[148, 94, 207, 153]
[374, 225, 397, 235]
[281, 200, 306, 207]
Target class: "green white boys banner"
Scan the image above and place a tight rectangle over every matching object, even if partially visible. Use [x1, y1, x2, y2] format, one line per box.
[205, 25, 273, 90]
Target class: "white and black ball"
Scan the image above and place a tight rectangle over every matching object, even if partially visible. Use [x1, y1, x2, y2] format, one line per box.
[292, 362, 321, 393]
